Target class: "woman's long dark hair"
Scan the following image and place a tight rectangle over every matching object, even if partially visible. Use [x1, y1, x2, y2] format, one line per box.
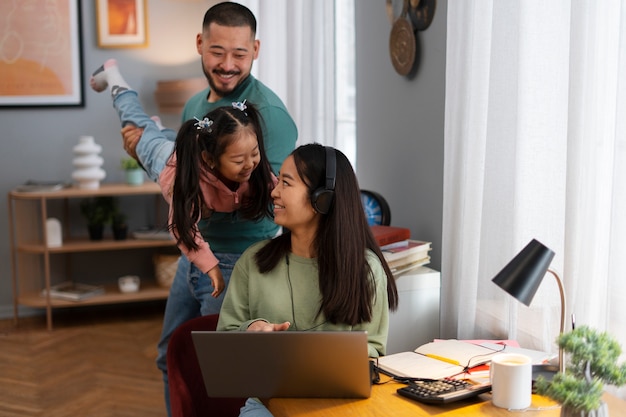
[169, 102, 274, 251]
[255, 144, 398, 325]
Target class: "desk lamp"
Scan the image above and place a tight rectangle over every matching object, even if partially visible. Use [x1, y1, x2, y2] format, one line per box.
[491, 239, 566, 376]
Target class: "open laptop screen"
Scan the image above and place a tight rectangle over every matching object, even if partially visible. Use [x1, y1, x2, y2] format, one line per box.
[191, 330, 371, 398]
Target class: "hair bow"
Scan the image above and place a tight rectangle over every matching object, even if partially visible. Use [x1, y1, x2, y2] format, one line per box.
[194, 117, 213, 132]
[232, 99, 248, 113]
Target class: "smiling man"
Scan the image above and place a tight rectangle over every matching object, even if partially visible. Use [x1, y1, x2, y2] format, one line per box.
[197, 17, 259, 100]
[116, 3, 297, 417]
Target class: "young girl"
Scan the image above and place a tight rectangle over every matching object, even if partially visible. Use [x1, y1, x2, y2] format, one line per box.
[163, 103, 276, 296]
[217, 144, 398, 416]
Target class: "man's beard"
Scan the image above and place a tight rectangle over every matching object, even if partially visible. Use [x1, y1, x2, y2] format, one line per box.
[202, 63, 243, 99]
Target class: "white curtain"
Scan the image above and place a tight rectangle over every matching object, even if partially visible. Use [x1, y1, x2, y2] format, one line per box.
[239, 0, 337, 148]
[443, 0, 626, 399]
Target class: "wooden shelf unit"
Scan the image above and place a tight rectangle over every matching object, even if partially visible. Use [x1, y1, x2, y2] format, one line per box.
[8, 182, 175, 330]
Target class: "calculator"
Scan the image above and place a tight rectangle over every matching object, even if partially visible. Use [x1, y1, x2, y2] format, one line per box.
[397, 378, 492, 405]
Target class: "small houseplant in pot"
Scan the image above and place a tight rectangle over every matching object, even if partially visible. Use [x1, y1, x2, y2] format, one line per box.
[535, 325, 626, 417]
[111, 211, 128, 241]
[120, 157, 144, 186]
[80, 196, 114, 240]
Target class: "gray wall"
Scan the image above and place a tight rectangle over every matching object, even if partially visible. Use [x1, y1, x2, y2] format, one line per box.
[355, 2, 446, 270]
[0, 1, 216, 318]
[0, 1, 446, 318]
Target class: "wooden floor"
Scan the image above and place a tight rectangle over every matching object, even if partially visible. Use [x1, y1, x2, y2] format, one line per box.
[0, 302, 167, 417]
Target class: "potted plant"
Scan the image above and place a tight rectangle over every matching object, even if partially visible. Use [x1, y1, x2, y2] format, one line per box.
[80, 196, 114, 240]
[121, 157, 144, 186]
[535, 325, 626, 417]
[112, 210, 128, 241]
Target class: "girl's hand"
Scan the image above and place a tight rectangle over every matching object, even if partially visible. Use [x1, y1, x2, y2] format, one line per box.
[247, 320, 291, 332]
[206, 266, 225, 298]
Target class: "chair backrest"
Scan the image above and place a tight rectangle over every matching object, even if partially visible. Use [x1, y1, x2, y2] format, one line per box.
[167, 314, 246, 417]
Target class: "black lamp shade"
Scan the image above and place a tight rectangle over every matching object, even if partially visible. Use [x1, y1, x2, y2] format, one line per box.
[491, 239, 555, 306]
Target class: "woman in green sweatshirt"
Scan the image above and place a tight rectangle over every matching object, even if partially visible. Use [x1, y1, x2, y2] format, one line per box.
[218, 143, 399, 416]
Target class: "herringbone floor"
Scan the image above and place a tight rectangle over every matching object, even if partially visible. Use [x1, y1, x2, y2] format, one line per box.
[0, 303, 167, 417]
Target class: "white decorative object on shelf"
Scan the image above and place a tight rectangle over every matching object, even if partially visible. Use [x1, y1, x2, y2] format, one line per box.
[72, 136, 106, 189]
[118, 275, 141, 293]
[45, 218, 63, 247]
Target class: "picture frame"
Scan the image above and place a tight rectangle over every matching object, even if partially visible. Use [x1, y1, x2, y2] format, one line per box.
[0, 0, 84, 108]
[96, 0, 148, 48]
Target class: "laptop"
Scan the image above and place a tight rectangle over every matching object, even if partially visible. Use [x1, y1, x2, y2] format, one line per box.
[191, 330, 372, 399]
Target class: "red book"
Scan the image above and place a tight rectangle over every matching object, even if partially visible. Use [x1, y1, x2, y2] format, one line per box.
[370, 225, 411, 247]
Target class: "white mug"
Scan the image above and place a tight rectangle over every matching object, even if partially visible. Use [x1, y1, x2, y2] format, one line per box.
[490, 353, 532, 410]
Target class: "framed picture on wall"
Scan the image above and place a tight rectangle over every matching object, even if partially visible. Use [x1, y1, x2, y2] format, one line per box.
[0, 0, 84, 108]
[96, 0, 148, 48]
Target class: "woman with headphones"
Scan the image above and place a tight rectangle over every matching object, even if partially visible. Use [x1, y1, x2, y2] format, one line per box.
[217, 143, 399, 416]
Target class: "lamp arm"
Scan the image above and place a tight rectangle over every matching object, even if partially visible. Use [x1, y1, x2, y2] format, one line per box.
[548, 269, 566, 373]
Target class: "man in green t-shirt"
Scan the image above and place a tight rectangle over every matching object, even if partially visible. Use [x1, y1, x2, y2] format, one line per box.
[120, 3, 297, 416]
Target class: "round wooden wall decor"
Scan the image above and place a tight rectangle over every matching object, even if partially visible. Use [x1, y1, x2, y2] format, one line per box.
[387, 0, 416, 76]
[409, 0, 437, 31]
[386, 0, 436, 76]
[389, 17, 416, 76]
[387, 0, 437, 30]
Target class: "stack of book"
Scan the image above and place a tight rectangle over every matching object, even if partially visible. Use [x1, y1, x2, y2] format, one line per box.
[381, 239, 431, 274]
[370, 225, 411, 247]
[14, 180, 69, 192]
[42, 282, 105, 301]
[370, 225, 432, 274]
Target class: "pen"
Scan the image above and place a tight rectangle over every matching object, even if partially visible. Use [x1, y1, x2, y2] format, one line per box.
[425, 353, 461, 366]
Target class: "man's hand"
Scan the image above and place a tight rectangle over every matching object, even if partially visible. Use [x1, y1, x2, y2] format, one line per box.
[121, 124, 143, 160]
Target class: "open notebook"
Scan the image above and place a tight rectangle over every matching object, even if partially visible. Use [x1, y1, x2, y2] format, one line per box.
[376, 339, 503, 380]
[376, 339, 552, 380]
[191, 331, 372, 398]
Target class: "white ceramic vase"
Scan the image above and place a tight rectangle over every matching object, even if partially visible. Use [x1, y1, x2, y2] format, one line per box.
[72, 136, 106, 189]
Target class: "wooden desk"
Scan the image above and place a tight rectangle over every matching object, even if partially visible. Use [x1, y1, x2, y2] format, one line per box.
[266, 376, 626, 417]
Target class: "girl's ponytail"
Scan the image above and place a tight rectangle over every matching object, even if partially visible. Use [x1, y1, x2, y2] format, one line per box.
[170, 119, 205, 250]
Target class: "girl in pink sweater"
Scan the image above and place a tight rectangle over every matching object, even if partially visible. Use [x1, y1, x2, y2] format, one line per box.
[161, 101, 276, 298]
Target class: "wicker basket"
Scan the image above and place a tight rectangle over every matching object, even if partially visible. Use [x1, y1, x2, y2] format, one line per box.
[153, 254, 180, 288]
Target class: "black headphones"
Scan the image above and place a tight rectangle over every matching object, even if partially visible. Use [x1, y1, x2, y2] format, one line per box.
[311, 146, 336, 214]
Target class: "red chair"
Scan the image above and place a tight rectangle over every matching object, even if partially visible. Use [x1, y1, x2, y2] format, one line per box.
[167, 314, 247, 417]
